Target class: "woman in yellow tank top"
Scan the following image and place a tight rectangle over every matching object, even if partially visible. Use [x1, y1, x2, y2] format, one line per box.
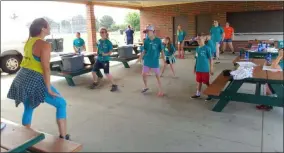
[7, 18, 70, 140]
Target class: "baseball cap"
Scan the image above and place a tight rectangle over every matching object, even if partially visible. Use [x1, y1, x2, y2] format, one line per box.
[143, 25, 155, 33]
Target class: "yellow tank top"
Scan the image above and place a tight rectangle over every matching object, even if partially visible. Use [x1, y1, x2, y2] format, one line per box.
[20, 37, 43, 74]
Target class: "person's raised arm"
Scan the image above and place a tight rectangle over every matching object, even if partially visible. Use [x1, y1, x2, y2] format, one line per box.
[272, 49, 283, 68]
[40, 42, 52, 92]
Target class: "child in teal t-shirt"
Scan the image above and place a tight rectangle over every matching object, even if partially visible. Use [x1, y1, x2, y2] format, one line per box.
[139, 25, 165, 97]
[191, 35, 214, 101]
[89, 28, 118, 92]
[160, 37, 176, 77]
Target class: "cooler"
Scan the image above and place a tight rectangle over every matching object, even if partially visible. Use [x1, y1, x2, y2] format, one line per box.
[61, 54, 84, 72]
[118, 45, 133, 58]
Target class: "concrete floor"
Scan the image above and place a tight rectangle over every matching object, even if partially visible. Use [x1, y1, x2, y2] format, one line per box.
[1, 53, 283, 152]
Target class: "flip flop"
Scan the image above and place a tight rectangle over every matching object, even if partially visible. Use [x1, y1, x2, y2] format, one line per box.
[141, 88, 149, 93]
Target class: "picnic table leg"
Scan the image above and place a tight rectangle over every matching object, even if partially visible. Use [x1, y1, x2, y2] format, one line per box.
[122, 61, 130, 68]
[8, 133, 45, 153]
[268, 84, 284, 99]
[255, 83, 261, 96]
[65, 77, 75, 86]
[212, 80, 243, 112]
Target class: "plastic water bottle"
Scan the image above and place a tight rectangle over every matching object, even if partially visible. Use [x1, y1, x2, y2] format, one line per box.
[78, 48, 81, 55]
[258, 43, 262, 52]
[267, 53, 272, 65]
[245, 51, 249, 60]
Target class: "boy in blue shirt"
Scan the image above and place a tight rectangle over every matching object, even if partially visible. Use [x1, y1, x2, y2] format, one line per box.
[210, 20, 224, 64]
[139, 25, 165, 97]
[73, 32, 86, 53]
[191, 35, 214, 101]
[89, 28, 118, 92]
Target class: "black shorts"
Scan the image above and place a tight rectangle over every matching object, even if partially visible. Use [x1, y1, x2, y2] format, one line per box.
[92, 60, 110, 74]
[165, 57, 175, 64]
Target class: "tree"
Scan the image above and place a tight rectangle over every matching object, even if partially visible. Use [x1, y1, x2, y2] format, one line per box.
[95, 18, 100, 31]
[125, 12, 140, 31]
[110, 24, 120, 32]
[71, 15, 87, 33]
[99, 15, 115, 30]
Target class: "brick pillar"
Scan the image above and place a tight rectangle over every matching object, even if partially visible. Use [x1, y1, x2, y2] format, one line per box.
[86, 3, 96, 52]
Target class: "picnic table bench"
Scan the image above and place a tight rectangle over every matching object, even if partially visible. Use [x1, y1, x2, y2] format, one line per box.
[204, 57, 283, 112]
[183, 40, 198, 52]
[1, 118, 45, 153]
[1, 118, 82, 152]
[110, 46, 139, 68]
[50, 52, 103, 86]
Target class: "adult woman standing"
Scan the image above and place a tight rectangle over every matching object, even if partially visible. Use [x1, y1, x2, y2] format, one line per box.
[210, 20, 224, 64]
[7, 18, 70, 140]
[176, 25, 186, 59]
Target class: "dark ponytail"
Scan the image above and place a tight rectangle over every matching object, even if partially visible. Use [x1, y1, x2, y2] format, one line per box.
[28, 18, 48, 38]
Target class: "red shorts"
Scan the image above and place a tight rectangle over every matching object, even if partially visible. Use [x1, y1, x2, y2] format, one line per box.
[196, 72, 210, 84]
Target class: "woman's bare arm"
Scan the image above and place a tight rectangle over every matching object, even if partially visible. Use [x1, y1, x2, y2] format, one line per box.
[40, 42, 52, 91]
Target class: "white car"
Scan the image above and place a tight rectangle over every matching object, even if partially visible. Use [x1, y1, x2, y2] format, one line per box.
[0, 41, 25, 74]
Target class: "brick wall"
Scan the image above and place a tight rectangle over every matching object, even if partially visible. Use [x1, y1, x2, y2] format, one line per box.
[140, 1, 284, 41]
[86, 3, 97, 52]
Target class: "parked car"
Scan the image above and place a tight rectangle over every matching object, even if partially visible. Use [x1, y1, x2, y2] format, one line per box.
[0, 41, 24, 74]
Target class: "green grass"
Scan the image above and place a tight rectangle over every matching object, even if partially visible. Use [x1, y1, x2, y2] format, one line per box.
[49, 31, 141, 53]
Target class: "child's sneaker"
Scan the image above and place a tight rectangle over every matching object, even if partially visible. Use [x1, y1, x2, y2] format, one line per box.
[89, 82, 99, 89]
[59, 134, 70, 140]
[190, 95, 200, 99]
[205, 97, 212, 101]
[110, 84, 118, 92]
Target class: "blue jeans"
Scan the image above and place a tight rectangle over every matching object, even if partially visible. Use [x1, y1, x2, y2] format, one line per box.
[22, 86, 67, 125]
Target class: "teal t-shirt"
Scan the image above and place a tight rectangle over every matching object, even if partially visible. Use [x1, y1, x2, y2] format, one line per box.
[97, 39, 113, 62]
[162, 44, 176, 56]
[143, 37, 163, 68]
[177, 30, 186, 42]
[206, 39, 216, 53]
[195, 45, 212, 72]
[210, 26, 224, 43]
[73, 38, 85, 48]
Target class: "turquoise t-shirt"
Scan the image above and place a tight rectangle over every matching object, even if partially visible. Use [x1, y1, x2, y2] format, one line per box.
[143, 37, 163, 68]
[97, 39, 113, 62]
[73, 38, 85, 48]
[195, 45, 212, 72]
[162, 44, 176, 56]
[177, 30, 186, 42]
[206, 39, 216, 53]
[210, 26, 224, 43]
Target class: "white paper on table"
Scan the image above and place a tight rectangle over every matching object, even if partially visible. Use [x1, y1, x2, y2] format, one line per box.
[263, 65, 283, 72]
[236, 61, 257, 67]
[247, 50, 257, 52]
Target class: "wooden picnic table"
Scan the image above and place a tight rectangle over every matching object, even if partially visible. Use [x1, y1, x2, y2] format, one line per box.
[1, 118, 45, 153]
[204, 56, 283, 112]
[50, 52, 103, 86]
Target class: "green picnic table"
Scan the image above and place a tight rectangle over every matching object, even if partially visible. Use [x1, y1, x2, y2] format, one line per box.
[204, 57, 283, 112]
[240, 48, 278, 59]
[1, 118, 45, 153]
[50, 52, 103, 86]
